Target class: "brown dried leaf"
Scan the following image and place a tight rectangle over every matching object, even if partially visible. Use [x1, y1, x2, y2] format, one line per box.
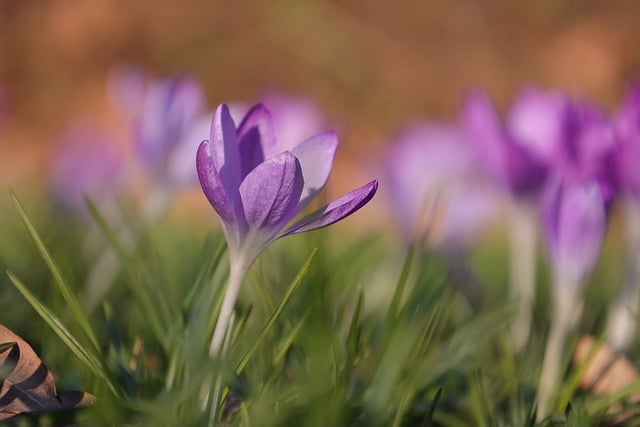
[0, 323, 95, 421]
[573, 335, 640, 423]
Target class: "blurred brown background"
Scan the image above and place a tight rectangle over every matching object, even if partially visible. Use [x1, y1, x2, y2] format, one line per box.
[1, 0, 639, 206]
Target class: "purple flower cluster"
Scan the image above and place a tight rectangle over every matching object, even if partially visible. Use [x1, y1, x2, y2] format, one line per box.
[385, 84, 640, 418]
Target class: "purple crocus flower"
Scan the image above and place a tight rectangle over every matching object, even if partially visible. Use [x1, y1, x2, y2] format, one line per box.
[537, 178, 608, 418]
[506, 86, 574, 165]
[260, 91, 325, 152]
[543, 179, 607, 289]
[134, 76, 209, 188]
[198, 103, 377, 357]
[604, 86, 640, 350]
[49, 121, 124, 214]
[384, 122, 495, 245]
[198, 103, 377, 266]
[461, 91, 549, 197]
[612, 86, 640, 197]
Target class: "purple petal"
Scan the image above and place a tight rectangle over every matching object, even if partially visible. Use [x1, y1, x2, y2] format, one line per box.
[197, 140, 238, 225]
[238, 151, 304, 230]
[462, 91, 547, 196]
[237, 104, 278, 177]
[210, 104, 243, 198]
[290, 131, 338, 210]
[280, 180, 378, 237]
[135, 77, 205, 175]
[385, 123, 476, 236]
[506, 87, 571, 164]
[543, 179, 607, 288]
[260, 91, 324, 151]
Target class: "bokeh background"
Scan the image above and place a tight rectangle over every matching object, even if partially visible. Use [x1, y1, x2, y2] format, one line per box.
[1, 0, 640, 229]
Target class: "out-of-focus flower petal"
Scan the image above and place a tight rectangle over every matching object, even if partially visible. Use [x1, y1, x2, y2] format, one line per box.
[281, 180, 378, 236]
[49, 122, 124, 213]
[167, 112, 212, 186]
[462, 91, 548, 196]
[261, 91, 324, 151]
[238, 151, 303, 230]
[507, 87, 572, 163]
[135, 77, 205, 176]
[290, 131, 338, 210]
[543, 179, 607, 288]
[385, 123, 477, 238]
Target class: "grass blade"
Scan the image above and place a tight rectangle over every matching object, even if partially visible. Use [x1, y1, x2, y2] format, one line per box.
[7, 270, 119, 397]
[85, 196, 170, 349]
[9, 186, 99, 351]
[387, 243, 415, 320]
[235, 248, 317, 375]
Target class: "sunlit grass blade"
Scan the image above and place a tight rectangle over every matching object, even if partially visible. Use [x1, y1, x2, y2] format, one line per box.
[9, 186, 100, 351]
[235, 248, 317, 375]
[7, 270, 119, 397]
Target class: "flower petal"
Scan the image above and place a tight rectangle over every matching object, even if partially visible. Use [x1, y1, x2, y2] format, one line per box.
[280, 179, 378, 236]
[543, 179, 606, 287]
[237, 103, 278, 177]
[197, 140, 237, 224]
[210, 104, 243, 198]
[290, 131, 338, 210]
[238, 151, 304, 230]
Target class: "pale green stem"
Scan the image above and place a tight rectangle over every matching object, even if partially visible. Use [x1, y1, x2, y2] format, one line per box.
[206, 254, 249, 426]
[209, 256, 249, 357]
[508, 200, 537, 353]
[606, 199, 640, 351]
[536, 282, 582, 420]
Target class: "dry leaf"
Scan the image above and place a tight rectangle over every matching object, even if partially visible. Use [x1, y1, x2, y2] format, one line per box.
[0, 323, 95, 421]
[573, 335, 640, 423]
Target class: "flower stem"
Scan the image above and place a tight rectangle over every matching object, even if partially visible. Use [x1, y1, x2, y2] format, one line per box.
[206, 255, 248, 426]
[508, 200, 537, 353]
[209, 257, 248, 357]
[536, 283, 581, 420]
[606, 199, 640, 351]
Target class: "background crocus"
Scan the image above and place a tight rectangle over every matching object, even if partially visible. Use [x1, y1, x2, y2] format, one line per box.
[461, 89, 552, 352]
[48, 120, 125, 215]
[536, 179, 608, 418]
[198, 103, 377, 357]
[384, 122, 495, 248]
[259, 91, 325, 152]
[134, 76, 209, 192]
[605, 87, 640, 350]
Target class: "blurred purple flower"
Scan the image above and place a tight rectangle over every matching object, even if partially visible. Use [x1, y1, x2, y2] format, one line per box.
[134, 76, 210, 187]
[106, 65, 147, 122]
[385, 123, 495, 244]
[461, 91, 548, 197]
[537, 178, 608, 416]
[506, 86, 574, 164]
[613, 86, 640, 197]
[557, 100, 617, 201]
[260, 92, 325, 152]
[197, 103, 378, 266]
[543, 179, 607, 289]
[49, 121, 124, 213]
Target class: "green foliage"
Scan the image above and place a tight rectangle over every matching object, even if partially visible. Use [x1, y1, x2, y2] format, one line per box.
[2, 189, 640, 425]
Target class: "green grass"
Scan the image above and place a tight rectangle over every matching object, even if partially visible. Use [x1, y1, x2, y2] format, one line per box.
[0, 190, 638, 426]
